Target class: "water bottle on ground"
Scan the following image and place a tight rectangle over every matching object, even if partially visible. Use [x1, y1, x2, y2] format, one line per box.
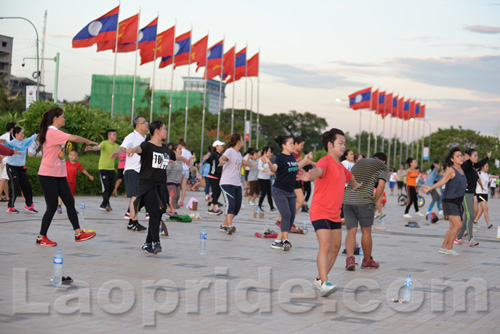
[79, 200, 85, 222]
[426, 213, 431, 225]
[199, 228, 207, 255]
[359, 246, 364, 256]
[302, 219, 308, 232]
[52, 248, 63, 286]
[401, 274, 412, 302]
[381, 216, 386, 227]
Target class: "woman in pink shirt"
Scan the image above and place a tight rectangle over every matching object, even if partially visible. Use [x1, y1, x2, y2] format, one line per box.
[36, 108, 98, 247]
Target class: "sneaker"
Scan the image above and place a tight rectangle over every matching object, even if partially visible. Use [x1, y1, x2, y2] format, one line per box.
[487, 224, 493, 229]
[99, 205, 107, 211]
[142, 243, 154, 254]
[438, 210, 444, 216]
[219, 225, 227, 232]
[438, 248, 448, 254]
[132, 223, 147, 232]
[6, 207, 19, 214]
[249, 201, 257, 206]
[24, 205, 38, 213]
[275, 220, 281, 228]
[361, 256, 379, 269]
[215, 209, 223, 216]
[379, 212, 386, 219]
[146, 213, 150, 220]
[271, 241, 284, 249]
[207, 209, 216, 215]
[124, 212, 131, 219]
[320, 281, 338, 297]
[313, 277, 321, 291]
[282, 240, 292, 251]
[127, 222, 135, 230]
[258, 206, 265, 213]
[374, 213, 381, 219]
[346, 256, 356, 271]
[36, 236, 57, 247]
[454, 238, 463, 245]
[404, 214, 412, 218]
[57, 206, 62, 214]
[468, 238, 479, 247]
[153, 242, 162, 254]
[445, 248, 460, 256]
[415, 212, 424, 217]
[75, 231, 96, 242]
[106, 205, 112, 212]
[226, 226, 236, 235]
[269, 208, 278, 214]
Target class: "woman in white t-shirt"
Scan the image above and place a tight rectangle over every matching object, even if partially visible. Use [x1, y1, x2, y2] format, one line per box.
[219, 134, 256, 234]
[178, 138, 193, 207]
[389, 167, 397, 195]
[341, 149, 355, 172]
[474, 163, 494, 229]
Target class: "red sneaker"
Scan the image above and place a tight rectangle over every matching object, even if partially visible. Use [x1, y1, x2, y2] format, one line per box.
[36, 236, 57, 247]
[275, 220, 281, 227]
[75, 231, 96, 242]
[361, 256, 379, 269]
[346, 256, 356, 271]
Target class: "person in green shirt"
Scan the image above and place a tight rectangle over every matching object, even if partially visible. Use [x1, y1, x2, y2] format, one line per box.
[85, 129, 120, 211]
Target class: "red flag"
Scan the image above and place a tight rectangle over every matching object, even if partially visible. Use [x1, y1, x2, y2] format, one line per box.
[397, 98, 404, 119]
[118, 17, 158, 53]
[140, 26, 174, 65]
[420, 104, 426, 118]
[247, 53, 259, 77]
[383, 93, 393, 118]
[204, 41, 223, 80]
[222, 46, 235, 81]
[410, 100, 416, 119]
[72, 6, 119, 48]
[96, 14, 139, 52]
[191, 35, 208, 71]
[370, 90, 379, 111]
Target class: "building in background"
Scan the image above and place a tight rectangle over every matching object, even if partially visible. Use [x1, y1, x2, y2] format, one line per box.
[0, 35, 13, 85]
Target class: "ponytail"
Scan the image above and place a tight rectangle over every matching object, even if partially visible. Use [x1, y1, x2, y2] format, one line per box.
[39, 107, 63, 146]
[224, 134, 242, 151]
[274, 134, 292, 149]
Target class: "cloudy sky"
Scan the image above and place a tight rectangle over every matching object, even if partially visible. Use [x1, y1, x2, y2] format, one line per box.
[1, 0, 499, 140]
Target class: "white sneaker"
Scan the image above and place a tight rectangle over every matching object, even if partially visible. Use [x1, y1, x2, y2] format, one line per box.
[445, 249, 460, 256]
[320, 281, 337, 297]
[404, 214, 412, 218]
[313, 278, 321, 291]
[468, 238, 479, 247]
[416, 212, 424, 217]
[438, 248, 447, 254]
[271, 241, 283, 250]
[438, 210, 444, 216]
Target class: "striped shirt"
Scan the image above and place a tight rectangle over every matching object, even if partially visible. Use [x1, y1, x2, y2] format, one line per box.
[344, 158, 388, 205]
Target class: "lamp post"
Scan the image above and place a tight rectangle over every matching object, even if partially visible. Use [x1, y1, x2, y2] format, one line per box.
[23, 52, 59, 103]
[0, 16, 40, 100]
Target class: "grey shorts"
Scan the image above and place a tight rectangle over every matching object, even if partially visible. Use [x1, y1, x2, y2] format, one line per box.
[442, 201, 463, 217]
[182, 170, 190, 180]
[344, 203, 375, 229]
[124, 170, 139, 198]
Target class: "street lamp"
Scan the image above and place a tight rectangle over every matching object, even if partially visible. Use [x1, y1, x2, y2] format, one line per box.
[0, 16, 40, 100]
[23, 52, 59, 103]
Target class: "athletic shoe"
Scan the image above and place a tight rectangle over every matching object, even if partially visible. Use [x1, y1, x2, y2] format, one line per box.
[444, 249, 460, 256]
[374, 213, 380, 219]
[57, 206, 62, 214]
[361, 257, 379, 269]
[146, 213, 150, 220]
[207, 209, 216, 215]
[99, 205, 107, 211]
[269, 208, 278, 214]
[282, 240, 292, 251]
[124, 212, 131, 219]
[153, 242, 162, 254]
[36, 236, 57, 247]
[454, 238, 463, 245]
[219, 225, 227, 232]
[6, 207, 19, 214]
[142, 243, 154, 254]
[313, 277, 322, 291]
[487, 224, 493, 229]
[215, 209, 223, 216]
[275, 220, 281, 227]
[127, 222, 135, 230]
[249, 201, 257, 206]
[438, 248, 447, 254]
[179, 202, 184, 207]
[438, 210, 444, 216]
[132, 223, 147, 232]
[106, 205, 112, 212]
[379, 212, 386, 219]
[24, 205, 38, 213]
[271, 241, 284, 249]
[320, 281, 337, 297]
[226, 226, 236, 235]
[415, 212, 424, 217]
[403, 214, 412, 218]
[75, 231, 96, 242]
[346, 256, 356, 271]
[468, 238, 479, 247]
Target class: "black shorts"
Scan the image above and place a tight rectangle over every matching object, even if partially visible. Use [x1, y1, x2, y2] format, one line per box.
[476, 194, 488, 202]
[311, 219, 342, 232]
[124, 170, 139, 198]
[117, 168, 124, 180]
[397, 181, 404, 189]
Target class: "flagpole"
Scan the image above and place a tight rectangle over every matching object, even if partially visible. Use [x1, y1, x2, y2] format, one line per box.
[249, 77, 253, 147]
[358, 108, 362, 154]
[183, 25, 193, 140]
[167, 22, 176, 143]
[381, 103, 386, 153]
[399, 111, 404, 167]
[393, 96, 399, 167]
[411, 115, 416, 158]
[256, 48, 260, 148]
[387, 111, 392, 167]
[406, 115, 410, 161]
[243, 43, 248, 152]
[231, 44, 236, 134]
[417, 116, 421, 167]
[216, 36, 225, 140]
[150, 15, 159, 123]
[111, 1, 121, 118]
[200, 31, 209, 160]
[130, 8, 141, 125]
[374, 96, 379, 153]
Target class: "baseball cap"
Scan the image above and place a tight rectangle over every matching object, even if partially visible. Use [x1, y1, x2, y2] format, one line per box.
[212, 140, 225, 147]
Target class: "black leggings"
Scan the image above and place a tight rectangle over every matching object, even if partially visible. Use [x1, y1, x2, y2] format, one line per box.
[142, 188, 167, 244]
[405, 185, 419, 214]
[99, 169, 115, 207]
[39, 175, 80, 236]
[7, 164, 33, 208]
[303, 181, 312, 202]
[208, 177, 221, 205]
[258, 178, 275, 210]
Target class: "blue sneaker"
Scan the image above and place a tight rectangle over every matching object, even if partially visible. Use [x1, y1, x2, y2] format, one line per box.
[57, 206, 62, 214]
[153, 242, 162, 254]
[320, 281, 337, 297]
[142, 243, 154, 254]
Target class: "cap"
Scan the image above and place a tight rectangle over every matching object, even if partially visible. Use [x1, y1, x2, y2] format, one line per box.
[212, 140, 225, 147]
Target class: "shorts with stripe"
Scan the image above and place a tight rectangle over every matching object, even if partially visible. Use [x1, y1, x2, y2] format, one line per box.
[221, 184, 242, 216]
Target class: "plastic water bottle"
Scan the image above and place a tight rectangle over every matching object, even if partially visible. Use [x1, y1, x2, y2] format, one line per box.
[79, 200, 85, 222]
[52, 248, 63, 286]
[302, 219, 308, 232]
[402, 274, 412, 302]
[381, 216, 386, 227]
[426, 213, 431, 225]
[359, 246, 364, 256]
[199, 228, 207, 255]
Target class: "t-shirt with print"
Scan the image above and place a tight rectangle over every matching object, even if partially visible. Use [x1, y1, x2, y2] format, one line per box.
[344, 158, 388, 205]
[138, 141, 175, 183]
[66, 161, 83, 184]
[273, 153, 298, 193]
[220, 147, 242, 186]
[98, 140, 120, 170]
[38, 127, 71, 177]
[118, 152, 126, 169]
[310, 154, 352, 222]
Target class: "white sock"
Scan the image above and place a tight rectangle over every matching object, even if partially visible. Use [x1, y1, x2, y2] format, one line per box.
[275, 239, 282, 243]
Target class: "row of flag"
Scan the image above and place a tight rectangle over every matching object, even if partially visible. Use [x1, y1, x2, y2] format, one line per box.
[348, 87, 426, 120]
[71, 6, 259, 83]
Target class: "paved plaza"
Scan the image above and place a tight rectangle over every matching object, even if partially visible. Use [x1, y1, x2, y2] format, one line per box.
[1, 189, 500, 333]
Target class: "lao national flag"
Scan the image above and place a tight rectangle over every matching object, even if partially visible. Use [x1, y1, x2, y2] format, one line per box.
[204, 41, 223, 80]
[118, 17, 158, 53]
[141, 26, 174, 65]
[414, 103, 423, 118]
[96, 14, 139, 52]
[397, 97, 404, 119]
[403, 99, 411, 120]
[226, 48, 246, 84]
[376, 92, 386, 115]
[383, 93, 393, 118]
[191, 35, 208, 71]
[370, 90, 379, 111]
[410, 100, 416, 118]
[73, 6, 119, 48]
[159, 31, 191, 68]
[349, 87, 371, 110]
[391, 96, 398, 117]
